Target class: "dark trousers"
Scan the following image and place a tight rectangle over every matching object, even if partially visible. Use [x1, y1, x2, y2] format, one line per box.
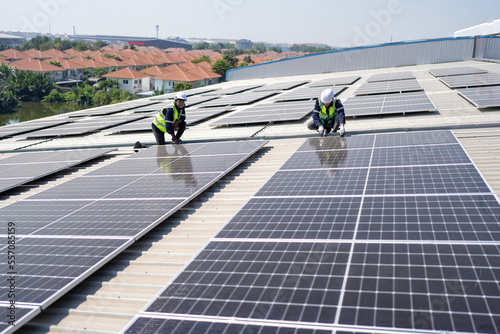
[151, 122, 186, 145]
[306, 114, 340, 133]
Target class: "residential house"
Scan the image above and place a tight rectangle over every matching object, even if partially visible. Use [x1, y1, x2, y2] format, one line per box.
[152, 69, 204, 92]
[9, 59, 64, 82]
[102, 67, 151, 93]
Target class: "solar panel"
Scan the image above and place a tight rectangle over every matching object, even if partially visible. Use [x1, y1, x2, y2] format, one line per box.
[457, 86, 500, 108]
[124, 130, 500, 334]
[429, 66, 488, 77]
[201, 85, 263, 96]
[196, 91, 277, 108]
[272, 86, 347, 102]
[23, 113, 148, 139]
[0, 118, 71, 140]
[367, 72, 415, 82]
[149, 86, 221, 101]
[308, 76, 360, 87]
[0, 148, 115, 193]
[0, 140, 267, 332]
[108, 107, 233, 133]
[252, 81, 309, 91]
[343, 91, 436, 117]
[354, 79, 423, 96]
[210, 100, 313, 126]
[439, 72, 500, 89]
[66, 99, 159, 117]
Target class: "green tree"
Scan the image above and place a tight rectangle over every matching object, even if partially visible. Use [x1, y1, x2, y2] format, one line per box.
[8, 70, 54, 102]
[243, 55, 253, 64]
[211, 59, 232, 78]
[192, 55, 211, 64]
[254, 44, 266, 53]
[223, 54, 238, 68]
[0, 42, 8, 52]
[98, 79, 120, 91]
[93, 90, 112, 105]
[0, 85, 19, 113]
[268, 46, 282, 53]
[42, 89, 65, 102]
[193, 42, 210, 50]
[92, 40, 108, 50]
[173, 82, 192, 92]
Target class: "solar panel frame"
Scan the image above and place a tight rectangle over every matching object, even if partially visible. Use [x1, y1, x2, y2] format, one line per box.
[0, 118, 71, 140]
[308, 76, 360, 87]
[438, 72, 500, 89]
[343, 91, 437, 117]
[428, 66, 488, 77]
[210, 100, 313, 127]
[271, 86, 348, 102]
[196, 91, 277, 108]
[366, 72, 415, 82]
[354, 79, 423, 96]
[456, 86, 500, 108]
[124, 130, 500, 334]
[0, 140, 268, 333]
[0, 148, 115, 194]
[252, 81, 309, 92]
[66, 100, 160, 117]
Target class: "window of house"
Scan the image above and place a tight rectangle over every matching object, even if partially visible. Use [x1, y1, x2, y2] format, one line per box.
[123, 80, 128, 84]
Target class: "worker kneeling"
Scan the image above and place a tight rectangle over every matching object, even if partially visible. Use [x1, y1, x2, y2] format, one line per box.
[152, 92, 187, 145]
[307, 88, 346, 137]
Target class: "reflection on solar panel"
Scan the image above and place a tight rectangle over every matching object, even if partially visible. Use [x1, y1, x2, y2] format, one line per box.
[196, 91, 277, 108]
[0, 148, 115, 193]
[109, 107, 233, 133]
[252, 81, 309, 91]
[66, 99, 159, 117]
[272, 85, 347, 102]
[124, 130, 500, 334]
[429, 66, 488, 77]
[439, 72, 500, 88]
[211, 100, 312, 126]
[308, 76, 360, 87]
[201, 84, 263, 96]
[354, 78, 423, 96]
[24, 113, 148, 139]
[457, 86, 500, 108]
[367, 71, 415, 82]
[0, 118, 71, 140]
[0, 140, 267, 333]
[343, 91, 437, 117]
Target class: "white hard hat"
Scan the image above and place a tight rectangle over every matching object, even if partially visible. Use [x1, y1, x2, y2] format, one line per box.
[174, 92, 187, 101]
[320, 89, 334, 104]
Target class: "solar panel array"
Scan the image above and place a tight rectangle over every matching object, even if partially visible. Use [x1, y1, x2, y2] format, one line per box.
[0, 148, 114, 194]
[272, 85, 347, 102]
[308, 76, 360, 87]
[196, 91, 277, 108]
[66, 100, 159, 117]
[367, 71, 415, 82]
[0, 118, 71, 140]
[0, 140, 267, 333]
[438, 72, 500, 89]
[457, 86, 500, 108]
[24, 113, 148, 139]
[429, 66, 488, 77]
[201, 85, 263, 96]
[210, 100, 313, 127]
[252, 81, 309, 92]
[124, 130, 500, 334]
[354, 78, 423, 96]
[109, 107, 233, 133]
[343, 91, 437, 117]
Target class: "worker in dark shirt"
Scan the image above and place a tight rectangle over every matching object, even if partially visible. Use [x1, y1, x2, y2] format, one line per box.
[152, 92, 187, 145]
[307, 88, 346, 137]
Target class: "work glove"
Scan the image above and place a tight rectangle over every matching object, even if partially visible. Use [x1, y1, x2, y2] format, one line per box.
[339, 125, 346, 137]
[318, 125, 325, 137]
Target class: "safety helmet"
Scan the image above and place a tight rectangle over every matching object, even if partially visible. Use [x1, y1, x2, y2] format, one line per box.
[320, 89, 334, 104]
[174, 92, 187, 101]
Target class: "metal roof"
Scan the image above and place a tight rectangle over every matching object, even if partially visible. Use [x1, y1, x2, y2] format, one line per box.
[1, 59, 500, 334]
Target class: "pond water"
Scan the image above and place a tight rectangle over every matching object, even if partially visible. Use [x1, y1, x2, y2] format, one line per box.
[0, 102, 89, 126]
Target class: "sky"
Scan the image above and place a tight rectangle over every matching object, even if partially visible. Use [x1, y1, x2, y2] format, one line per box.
[1, 0, 499, 47]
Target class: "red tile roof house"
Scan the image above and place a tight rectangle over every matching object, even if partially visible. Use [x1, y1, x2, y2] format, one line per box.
[9, 58, 65, 82]
[152, 69, 205, 93]
[102, 68, 151, 94]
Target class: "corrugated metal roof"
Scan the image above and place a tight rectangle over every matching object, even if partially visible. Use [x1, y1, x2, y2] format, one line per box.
[2, 59, 500, 334]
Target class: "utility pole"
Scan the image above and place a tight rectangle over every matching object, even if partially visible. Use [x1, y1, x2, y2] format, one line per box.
[156, 25, 159, 39]
[73, 26, 76, 35]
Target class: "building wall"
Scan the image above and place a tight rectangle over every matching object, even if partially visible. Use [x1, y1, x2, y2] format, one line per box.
[226, 37, 476, 81]
[477, 36, 500, 60]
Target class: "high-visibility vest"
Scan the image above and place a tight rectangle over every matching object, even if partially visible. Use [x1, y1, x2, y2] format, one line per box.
[153, 103, 180, 133]
[318, 97, 337, 123]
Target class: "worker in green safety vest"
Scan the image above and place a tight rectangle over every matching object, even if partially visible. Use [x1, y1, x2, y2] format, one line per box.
[152, 92, 187, 145]
[307, 88, 346, 137]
